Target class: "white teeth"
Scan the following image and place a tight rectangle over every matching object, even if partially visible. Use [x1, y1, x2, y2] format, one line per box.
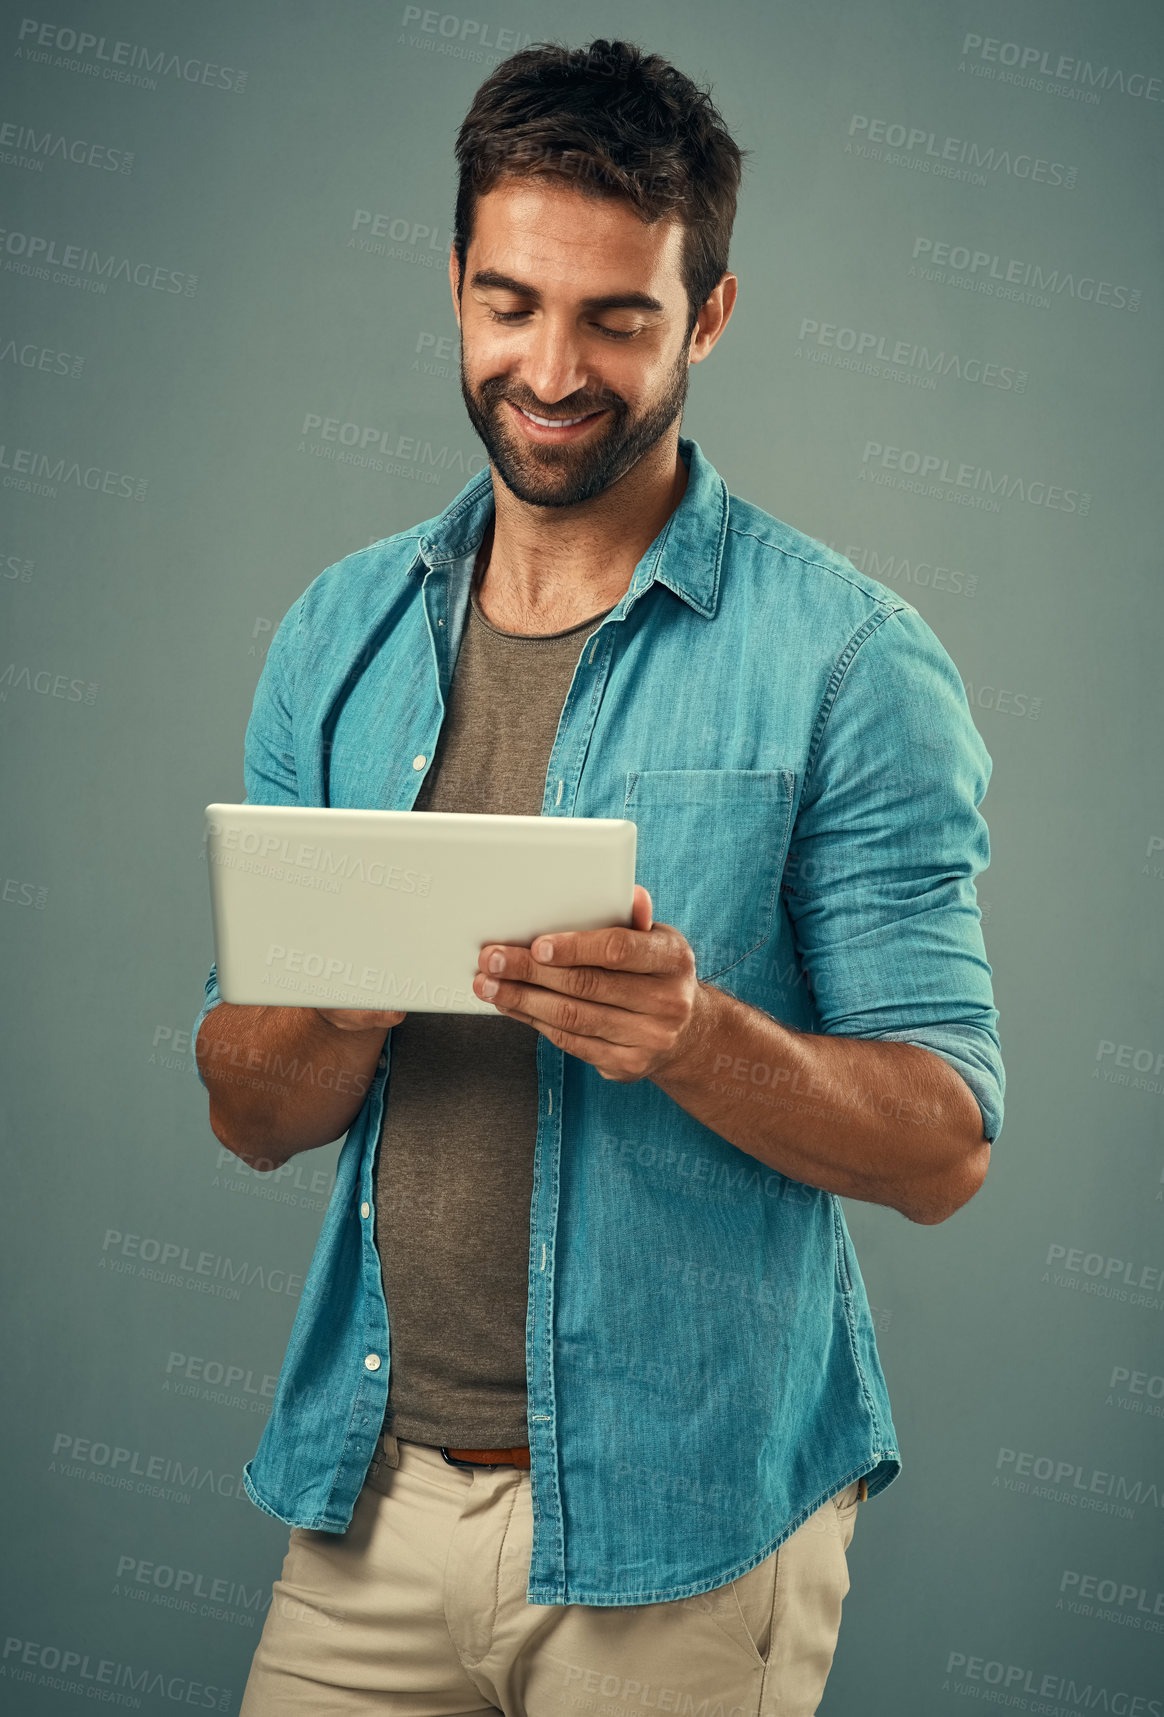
[519, 407, 591, 428]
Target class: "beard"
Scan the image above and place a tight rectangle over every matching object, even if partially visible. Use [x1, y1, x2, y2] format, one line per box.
[459, 340, 690, 509]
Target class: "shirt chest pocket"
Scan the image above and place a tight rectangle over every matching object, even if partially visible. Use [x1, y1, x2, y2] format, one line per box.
[623, 768, 797, 981]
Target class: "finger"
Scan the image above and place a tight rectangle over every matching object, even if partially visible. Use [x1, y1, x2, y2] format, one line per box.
[476, 955, 680, 1016]
[632, 884, 654, 933]
[487, 982, 673, 1051]
[494, 1003, 649, 1077]
[491, 918, 688, 979]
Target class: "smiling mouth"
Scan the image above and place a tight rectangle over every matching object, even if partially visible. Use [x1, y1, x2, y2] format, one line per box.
[511, 402, 605, 428]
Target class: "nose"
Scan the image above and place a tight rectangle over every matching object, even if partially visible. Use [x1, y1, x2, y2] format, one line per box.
[513, 317, 600, 413]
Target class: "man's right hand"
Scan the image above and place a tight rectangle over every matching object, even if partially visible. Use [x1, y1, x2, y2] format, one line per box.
[314, 1007, 407, 1032]
[199, 1003, 406, 1167]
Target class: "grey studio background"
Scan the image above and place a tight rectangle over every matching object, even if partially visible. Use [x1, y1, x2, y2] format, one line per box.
[1, 0, 1162, 1711]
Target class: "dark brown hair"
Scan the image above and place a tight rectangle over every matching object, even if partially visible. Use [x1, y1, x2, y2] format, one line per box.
[453, 39, 747, 335]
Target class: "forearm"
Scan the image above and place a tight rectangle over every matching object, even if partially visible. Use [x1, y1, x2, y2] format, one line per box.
[651, 984, 990, 1223]
[195, 1004, 384, 1168]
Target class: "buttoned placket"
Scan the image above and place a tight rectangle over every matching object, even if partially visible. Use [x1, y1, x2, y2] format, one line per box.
[354, 535, 659, 1598]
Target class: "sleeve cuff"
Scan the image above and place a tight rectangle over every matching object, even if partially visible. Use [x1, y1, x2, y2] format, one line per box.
[873, 1027, 1004, 1145]
[192, 964, 223, 1093]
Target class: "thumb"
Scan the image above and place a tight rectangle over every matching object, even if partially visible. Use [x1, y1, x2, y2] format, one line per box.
[632, 884, 654, 932]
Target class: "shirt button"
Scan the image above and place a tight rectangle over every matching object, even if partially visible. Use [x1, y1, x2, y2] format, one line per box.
[412, 754, 426, 770]
[360, 1201, 371, 1219]
[378, 1055, 387, 1069]
[364, 1353, 381, 1371]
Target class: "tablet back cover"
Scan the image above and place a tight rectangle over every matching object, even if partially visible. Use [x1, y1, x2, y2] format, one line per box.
[205, 803, 637, 1014]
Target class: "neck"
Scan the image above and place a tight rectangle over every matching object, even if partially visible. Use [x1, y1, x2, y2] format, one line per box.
[474, 431, 689, 632]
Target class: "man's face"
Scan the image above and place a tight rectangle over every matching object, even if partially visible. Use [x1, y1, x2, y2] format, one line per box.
[453, 177, 696, 508]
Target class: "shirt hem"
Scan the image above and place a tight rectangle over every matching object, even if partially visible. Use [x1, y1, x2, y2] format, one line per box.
[242, 1462, 348, 1533]
[524, 1450, 902, 1606]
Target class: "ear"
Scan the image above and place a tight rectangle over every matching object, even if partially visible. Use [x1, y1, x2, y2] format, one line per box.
[689, 273, 738, 365]
[449, 244, 462, 328]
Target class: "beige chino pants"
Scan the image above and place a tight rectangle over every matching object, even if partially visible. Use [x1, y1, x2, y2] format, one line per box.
[240, 1433, 862, 1717]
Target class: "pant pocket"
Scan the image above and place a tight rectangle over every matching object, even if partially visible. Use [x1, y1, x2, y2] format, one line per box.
[831, 1480, 861, 1553]
[729, 1547, 781, 1666]
[761, 1503, 853, 1712]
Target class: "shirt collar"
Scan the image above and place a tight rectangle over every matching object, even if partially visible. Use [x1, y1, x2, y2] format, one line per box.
[414, 435, 727, 619]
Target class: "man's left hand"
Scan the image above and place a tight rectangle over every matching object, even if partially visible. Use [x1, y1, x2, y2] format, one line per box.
[473, 886, 704, 1083]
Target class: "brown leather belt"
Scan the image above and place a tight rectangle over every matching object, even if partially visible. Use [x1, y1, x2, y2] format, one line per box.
[441, 1445, 531, 1469]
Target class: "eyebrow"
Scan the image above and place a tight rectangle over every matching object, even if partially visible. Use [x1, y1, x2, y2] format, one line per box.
[468, 269, 666, 314]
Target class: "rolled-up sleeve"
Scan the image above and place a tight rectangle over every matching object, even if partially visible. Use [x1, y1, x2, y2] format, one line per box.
[782, 603, 1004, 1144]
[192, 594, 304, 1090]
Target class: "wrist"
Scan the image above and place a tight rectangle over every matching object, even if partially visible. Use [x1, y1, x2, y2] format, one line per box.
[313, 1008, 389, 1037]
[651, 982, 724, 1089]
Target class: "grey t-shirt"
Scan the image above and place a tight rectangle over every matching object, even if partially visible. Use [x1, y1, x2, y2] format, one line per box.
[375, 579, 614, 1447]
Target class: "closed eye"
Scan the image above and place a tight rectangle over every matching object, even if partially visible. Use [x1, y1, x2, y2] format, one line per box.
[485, 308, 638, 341]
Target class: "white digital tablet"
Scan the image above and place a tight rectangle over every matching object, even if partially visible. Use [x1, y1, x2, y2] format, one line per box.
[204, 803, 638, 1015]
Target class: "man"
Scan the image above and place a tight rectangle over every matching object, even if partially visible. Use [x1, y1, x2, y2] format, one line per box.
[195, 38, 1003, 1717]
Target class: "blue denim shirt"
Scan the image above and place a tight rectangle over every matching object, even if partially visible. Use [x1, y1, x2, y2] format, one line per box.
[193, 436, 1003, 1605]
